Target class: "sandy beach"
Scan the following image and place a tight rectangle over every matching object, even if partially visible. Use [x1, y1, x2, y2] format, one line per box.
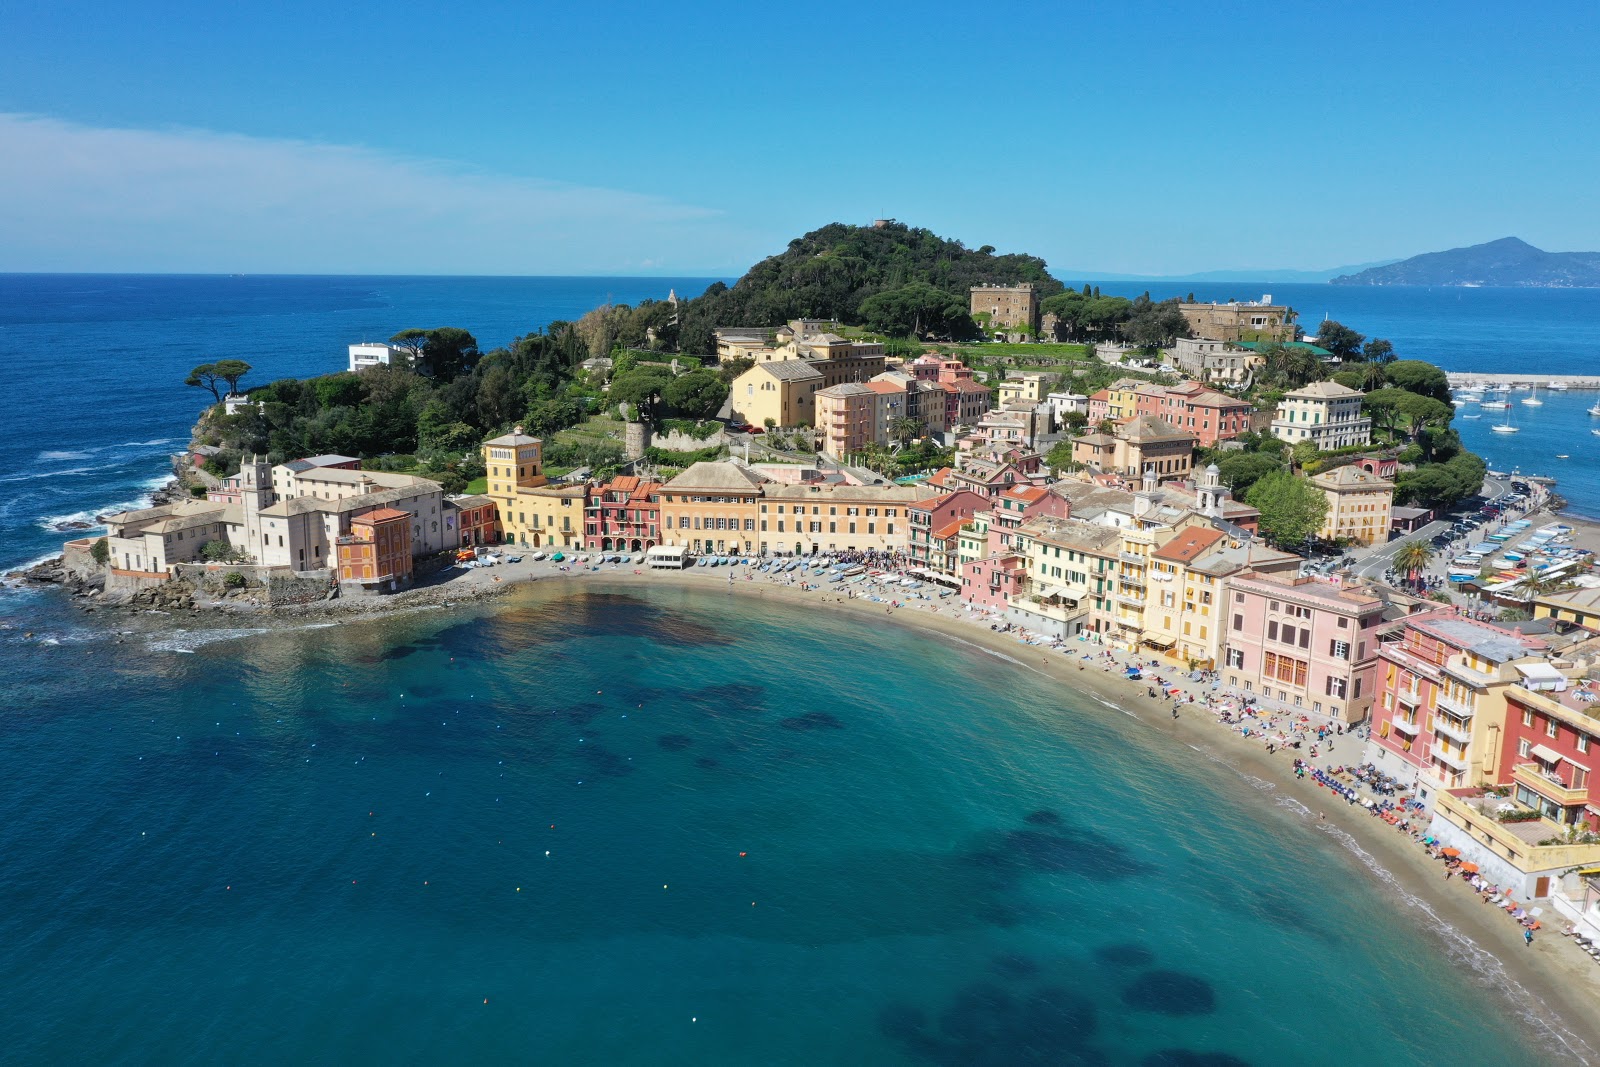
[471, 557, 1600, 1062]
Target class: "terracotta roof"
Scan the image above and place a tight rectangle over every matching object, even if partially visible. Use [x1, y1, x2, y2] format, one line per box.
[1004, 485, 1047, 503]
[932, 519, 965, 540]
[356, 507, 412, 523]
[863, 381, 904, 395]
[608, 475, 641, 492]
[1152, 526, 1225, 563]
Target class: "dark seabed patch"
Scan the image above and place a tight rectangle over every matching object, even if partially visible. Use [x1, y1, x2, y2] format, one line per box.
[685, 682, 767, 716]
[1023, 810, 1062, 826]
[969, 824, 1153, 883]
[1142, 1052, 1251, 1067]
[694, 756, 720, 769]
[779, 712, 845, 731]
[989, 953, 1040, 980]
[378, 644, 419, 660]
[656, 734, 693, 751]
[576, 744, 633, 777]
[1092, 944, 1155, 969]
[881, 980, 1103, 1066]
[1120, 970, 1216, 1016]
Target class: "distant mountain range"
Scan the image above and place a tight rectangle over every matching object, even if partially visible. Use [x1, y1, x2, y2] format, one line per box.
[1061, 260, 1398, 284]
[1331, 237, 1600, 287]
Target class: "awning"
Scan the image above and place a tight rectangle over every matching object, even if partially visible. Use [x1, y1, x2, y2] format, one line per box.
[1529, 744, 1563, 765]
[1141, 635, 1176, 649]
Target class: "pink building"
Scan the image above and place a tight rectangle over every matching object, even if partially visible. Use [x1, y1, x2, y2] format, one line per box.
[1365, 611, 1547, 798]
[988, 483, 1069, 555]
[961, 553, 1028, 611]
[908, 489, 988, 568]
[1222, 572, 1389, 723]
[1132, 382, 1254, 448]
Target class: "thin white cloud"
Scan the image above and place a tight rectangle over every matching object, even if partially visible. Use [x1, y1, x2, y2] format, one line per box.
[0, 113, 738, 273]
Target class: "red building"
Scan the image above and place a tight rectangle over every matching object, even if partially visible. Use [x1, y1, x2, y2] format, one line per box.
[451, 494, 500, 548]
[585, 476, 662, 552]
[1497, 675, 1600, 832]
[336, 507, 413, 591]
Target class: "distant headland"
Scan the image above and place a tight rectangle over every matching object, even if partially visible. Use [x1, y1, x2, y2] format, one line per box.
[1331, 237, 1600, 288]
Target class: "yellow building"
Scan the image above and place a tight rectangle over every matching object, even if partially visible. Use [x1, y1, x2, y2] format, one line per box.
[1010, 517, 1123, 638]
[483, 427, 585, 547]
[757, 483, 922, 555]
[1310, 464, 1394, 546]
[660, 461, 768, 555]
[728, 360, 825, 428]
[995, 372, 1051, 406]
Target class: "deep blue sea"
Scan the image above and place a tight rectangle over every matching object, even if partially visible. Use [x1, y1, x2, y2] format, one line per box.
[0, 276, 1597, 1062]
[0, 581, 1570, 1064]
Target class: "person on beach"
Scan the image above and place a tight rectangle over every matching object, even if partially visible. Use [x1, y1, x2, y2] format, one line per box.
[1525, 928, 1534, 947]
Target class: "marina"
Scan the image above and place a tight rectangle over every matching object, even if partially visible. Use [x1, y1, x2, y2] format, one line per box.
[1447, 373, 1600, 391]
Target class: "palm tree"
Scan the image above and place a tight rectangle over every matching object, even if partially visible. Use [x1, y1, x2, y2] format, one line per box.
[1514, 569, 1573, 605]
[1392, 540, 1434, 591]
[889, 416, 920, 447]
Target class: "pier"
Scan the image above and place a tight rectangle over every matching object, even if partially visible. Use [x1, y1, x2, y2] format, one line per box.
[1447, 372, 1600, 390]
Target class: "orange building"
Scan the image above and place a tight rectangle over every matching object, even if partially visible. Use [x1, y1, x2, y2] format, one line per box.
[336, 507, 414, 591]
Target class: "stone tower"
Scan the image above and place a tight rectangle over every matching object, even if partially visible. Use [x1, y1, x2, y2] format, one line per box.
[238, 454, 275, 560]
[624, 421, 651, 461]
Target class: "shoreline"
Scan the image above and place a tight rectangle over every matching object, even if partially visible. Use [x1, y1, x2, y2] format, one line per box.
[519, 563, 1600, 1062]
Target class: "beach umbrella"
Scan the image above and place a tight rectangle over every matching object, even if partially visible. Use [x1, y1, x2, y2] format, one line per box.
[1460, 862, 1480, 874]
[1439, 848, 1461, 857]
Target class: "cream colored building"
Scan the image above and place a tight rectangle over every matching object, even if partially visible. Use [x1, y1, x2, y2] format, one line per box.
[1271, 381, 1372, 450]
[996, 372, 1051, 406]
[758, 483, 922, 555]
[729, 360, 825, 428]
[1309, 464, 1394, 546]
[1071, 415, 1196, 482]
[659, 461, 768, 555]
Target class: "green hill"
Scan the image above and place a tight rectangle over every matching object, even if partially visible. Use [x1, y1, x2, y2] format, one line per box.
[672, 221, 1066, 352]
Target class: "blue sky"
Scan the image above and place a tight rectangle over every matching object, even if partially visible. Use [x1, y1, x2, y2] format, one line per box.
[2, 1, 1597, 276]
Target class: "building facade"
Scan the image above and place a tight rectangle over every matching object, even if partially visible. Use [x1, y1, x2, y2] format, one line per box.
[1271, 382, 1372, 450]
[969, 283, 1040, 333]
[584, 476, 662, 552]
[1178, 297, 1296, 342]
[659, 461, 767, 555]
[1222, 572, 1387, 723]
[1311, 464, 1395, 546]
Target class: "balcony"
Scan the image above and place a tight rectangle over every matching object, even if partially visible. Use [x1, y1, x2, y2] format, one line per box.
[1436, 691, 1476, 719]
[1114, 593, 1145, 610]
[1396, 687, 1421, 706]
[1513, 762, 1589, 806]
[1119, 552, 1145, 565]
[1432, 716, 1472, 745]
[1432, 748, 1468, 773]
[1391, 717, 1420, 736]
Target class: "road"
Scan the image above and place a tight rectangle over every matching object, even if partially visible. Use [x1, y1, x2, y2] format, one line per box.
[1349, 474, 1523, 582]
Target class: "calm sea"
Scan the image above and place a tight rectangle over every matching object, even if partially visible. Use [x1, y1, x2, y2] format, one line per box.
[0, 581, 1566, 1064]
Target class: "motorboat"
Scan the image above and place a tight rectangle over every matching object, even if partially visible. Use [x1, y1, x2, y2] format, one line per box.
[1588, 402, 1600, 416]
[1480, 399, 1510, 410]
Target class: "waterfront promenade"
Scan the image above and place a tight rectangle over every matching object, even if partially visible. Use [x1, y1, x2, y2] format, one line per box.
[1447, 372, 1600, 390]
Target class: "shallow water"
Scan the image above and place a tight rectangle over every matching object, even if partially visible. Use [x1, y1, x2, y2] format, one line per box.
[0, 582, 1562, 1064]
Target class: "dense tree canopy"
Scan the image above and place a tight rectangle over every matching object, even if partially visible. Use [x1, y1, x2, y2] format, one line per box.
[672, 221, 1064, 353]
[1382, 359, 1451, 402]
[1315, 320, 1365, 361]
[1246, 470, 1330, 547]
[859, 282, 978, 340]
[663, 369, 730, 420]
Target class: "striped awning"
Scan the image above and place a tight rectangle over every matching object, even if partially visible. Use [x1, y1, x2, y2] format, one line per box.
[1529, 744, 1563, 764]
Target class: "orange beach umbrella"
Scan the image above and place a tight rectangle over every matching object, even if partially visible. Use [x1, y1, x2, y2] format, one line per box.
[1460, 862, 1480, 874]
[1440, 848, 1461, 857]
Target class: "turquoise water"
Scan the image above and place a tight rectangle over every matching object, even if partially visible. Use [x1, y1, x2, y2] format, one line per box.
[1454, 388, 1600, 519]
[0, 581, 1562, 1064]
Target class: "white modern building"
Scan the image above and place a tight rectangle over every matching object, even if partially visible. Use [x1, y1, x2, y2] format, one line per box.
[349, 342, 405, 373]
